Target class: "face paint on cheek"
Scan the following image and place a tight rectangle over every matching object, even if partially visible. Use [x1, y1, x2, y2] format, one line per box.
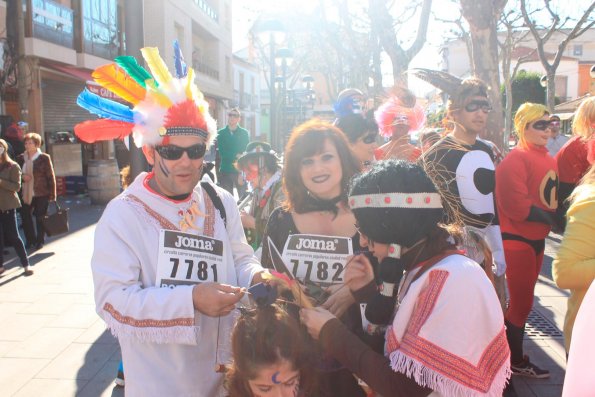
[245, 164, 259, 183]
[158, 157, 170, 177]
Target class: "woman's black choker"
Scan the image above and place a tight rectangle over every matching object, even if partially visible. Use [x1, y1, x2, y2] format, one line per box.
[301, 194, 345, 217]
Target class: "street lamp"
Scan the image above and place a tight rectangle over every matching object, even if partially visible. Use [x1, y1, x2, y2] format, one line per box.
[252, 19, 286, 150]
[540, 75, 548, 108]
[275, 47, 293, 149]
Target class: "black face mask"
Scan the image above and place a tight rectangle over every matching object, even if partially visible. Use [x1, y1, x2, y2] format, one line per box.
[530, 120, 553, 131]
[464, 100, 492, 113]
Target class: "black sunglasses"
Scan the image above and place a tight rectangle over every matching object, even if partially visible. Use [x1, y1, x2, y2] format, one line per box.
[155, 143, 206, 160]
[361, 132, 378, 144]
[531, 120, 553, 131]
[464, 100, 492, 113]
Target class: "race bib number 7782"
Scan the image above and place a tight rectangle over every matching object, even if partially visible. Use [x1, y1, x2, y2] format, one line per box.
[281, 234, 352, 286]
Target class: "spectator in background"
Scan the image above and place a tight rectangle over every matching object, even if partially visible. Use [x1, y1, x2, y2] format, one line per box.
[3, 116, 25, 160]
[0, 139, 32, 276]
[335, 111, 379, 169]
[418, 129, 441, 153]
[555, 97, 595, 230]
[546, 115, 568, 156]
[17, 132, 56, 250]
[217, 108, 249, 197]
[553, 163, 595, 354]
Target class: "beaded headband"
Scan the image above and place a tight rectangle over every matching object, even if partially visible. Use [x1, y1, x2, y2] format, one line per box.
[349, 192, 443, 209]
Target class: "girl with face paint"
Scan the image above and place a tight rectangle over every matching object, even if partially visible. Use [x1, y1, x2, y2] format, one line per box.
[226, 304, 315, 397]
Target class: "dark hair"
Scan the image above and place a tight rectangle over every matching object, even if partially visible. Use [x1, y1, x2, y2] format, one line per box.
[239, 155, 280, 174]
[419, 129, 441, 147]
[229, 107, 241, 116]
[549, 114, 560, 122]
[335, 111, 378, 143]
[226, 304, 315, 397]
[447, 77, 489, 114]
[350, 160, 446, 248]
[283, 119, 361, 213]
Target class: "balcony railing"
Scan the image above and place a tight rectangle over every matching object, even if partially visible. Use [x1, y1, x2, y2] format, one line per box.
[192, 59, 219, 80]
[31, 0, 74, 48]
[193, 0, 218, 23]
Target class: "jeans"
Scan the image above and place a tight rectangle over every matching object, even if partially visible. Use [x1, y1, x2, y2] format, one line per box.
[218, 172, 246, 197]
[0, 209, 30, 268]
[21, 196, 49, 247]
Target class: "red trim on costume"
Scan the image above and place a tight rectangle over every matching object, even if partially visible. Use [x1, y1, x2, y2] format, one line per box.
[399, 328, 509, 393]
[103, 302, 194, 327]
[387, 268, 510, 393]
[127, 194, 179, 230]
[407, 270, 449, 334]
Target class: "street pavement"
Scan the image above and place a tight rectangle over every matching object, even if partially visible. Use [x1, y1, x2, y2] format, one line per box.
[0, 197, 568, 396]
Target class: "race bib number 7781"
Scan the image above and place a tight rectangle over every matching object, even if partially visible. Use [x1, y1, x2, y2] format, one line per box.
[156, 230, 224, 288]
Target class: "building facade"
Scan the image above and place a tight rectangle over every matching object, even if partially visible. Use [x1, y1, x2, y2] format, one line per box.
[231, 53, 261, 140]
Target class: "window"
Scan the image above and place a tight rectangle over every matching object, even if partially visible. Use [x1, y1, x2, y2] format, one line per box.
[82, 0, 120, 59]
[573, 44, 583, 56]
[225, 56, 231, 83]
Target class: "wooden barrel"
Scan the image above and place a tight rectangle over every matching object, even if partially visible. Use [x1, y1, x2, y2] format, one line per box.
[87, 159, 121, 204]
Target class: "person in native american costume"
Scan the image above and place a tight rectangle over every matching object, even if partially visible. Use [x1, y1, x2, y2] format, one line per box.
[75, 41, 269, 396]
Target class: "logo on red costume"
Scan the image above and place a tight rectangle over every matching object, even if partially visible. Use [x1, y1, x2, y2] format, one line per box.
[539, 170, 558, 210]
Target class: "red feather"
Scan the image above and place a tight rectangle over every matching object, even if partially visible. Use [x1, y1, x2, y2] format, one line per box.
[74, 119, 134, 143]
[163, 99, 207, 131]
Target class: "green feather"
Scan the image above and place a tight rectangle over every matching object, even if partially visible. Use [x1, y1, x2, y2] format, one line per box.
[114, 56, 155, 88]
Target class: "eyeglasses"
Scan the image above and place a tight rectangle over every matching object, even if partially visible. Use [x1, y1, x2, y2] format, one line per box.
[361, 132, 378, 144]
[228, 113, 240, 118]
[530, 120, 553, 131]
[155, 143, 206, 160]
[464, 100, 492, 113]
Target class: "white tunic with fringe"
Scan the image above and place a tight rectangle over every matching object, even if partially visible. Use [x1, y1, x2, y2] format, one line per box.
[92, 173, 262, 397]
[385, 254, 510, 397]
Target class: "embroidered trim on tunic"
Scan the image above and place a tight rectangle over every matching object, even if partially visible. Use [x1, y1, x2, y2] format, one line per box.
[126, 194, 179, 231]
[202, 188, 215, 237]
[103, 302, 193, 327]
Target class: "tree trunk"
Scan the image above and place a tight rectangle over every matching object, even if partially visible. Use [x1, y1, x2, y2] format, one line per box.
[546, 69, 556, 112]
[461, 0, 508, 149]
[16, 0, 29, 123]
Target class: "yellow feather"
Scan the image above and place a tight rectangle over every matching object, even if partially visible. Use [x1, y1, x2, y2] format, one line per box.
[185, 68, 195, 100]
[145, 79, 172, 108]
[92, 64, 146, 105]
[141, 47, 173, 86]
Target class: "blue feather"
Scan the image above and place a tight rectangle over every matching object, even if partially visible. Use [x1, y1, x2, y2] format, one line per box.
[173, 40, 188, 78]
[76, 89, 134, 123]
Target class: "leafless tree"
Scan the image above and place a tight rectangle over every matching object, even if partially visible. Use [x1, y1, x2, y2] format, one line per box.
[498, 8, 533, 145]
[368, 0, 433, 86]
[520, 0, 595, 111]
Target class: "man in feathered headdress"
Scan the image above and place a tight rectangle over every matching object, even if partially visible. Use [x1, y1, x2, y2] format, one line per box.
[412, 69, 507, 305]
[75, 43, 269, 396]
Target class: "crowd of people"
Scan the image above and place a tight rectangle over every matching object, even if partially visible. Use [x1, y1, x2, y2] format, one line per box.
[69, 43, 595, 397]
[0, 123, 56, 277]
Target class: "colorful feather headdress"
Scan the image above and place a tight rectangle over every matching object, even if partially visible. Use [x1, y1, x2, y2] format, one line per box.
[374, 86, 426, 138]
[74, 41, 216, 147]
